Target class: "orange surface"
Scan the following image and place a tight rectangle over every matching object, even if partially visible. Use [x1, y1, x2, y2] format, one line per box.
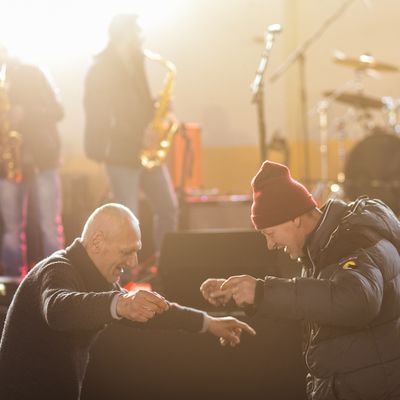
[167, 123, 203, 191]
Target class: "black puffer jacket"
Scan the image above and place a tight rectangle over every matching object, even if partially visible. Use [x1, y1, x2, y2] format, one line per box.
[256, 197, 400, 399]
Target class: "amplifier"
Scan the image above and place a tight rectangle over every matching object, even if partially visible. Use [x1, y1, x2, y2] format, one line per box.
[179, 194, 253, 230]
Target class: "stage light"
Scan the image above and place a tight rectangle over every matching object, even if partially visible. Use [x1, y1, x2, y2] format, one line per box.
[330, 183, 341, 193]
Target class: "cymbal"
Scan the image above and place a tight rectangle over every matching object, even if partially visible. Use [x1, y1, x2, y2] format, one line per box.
[333, 53, 399, 72]
[323, 91, 383, 109]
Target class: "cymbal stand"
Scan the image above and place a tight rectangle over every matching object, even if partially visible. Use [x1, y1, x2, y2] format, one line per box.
[382, 96, 400, 134]
[310, 77, 360, 202]
[335, 109, 354, 184]
[269, 0, 357, 182]
[250, 25, 282, 164]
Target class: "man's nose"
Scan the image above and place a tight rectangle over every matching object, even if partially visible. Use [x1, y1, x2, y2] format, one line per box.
[127, 253, 138, 269]
[266, 238, 275, 251]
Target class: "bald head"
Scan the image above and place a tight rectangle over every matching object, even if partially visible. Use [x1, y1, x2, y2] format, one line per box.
[81, 203, 139, 244]
[81, 203, 142, 283]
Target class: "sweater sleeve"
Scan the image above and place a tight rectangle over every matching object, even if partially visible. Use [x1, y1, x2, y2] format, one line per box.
[118, 302, 205, 333]
[256, 248, 384, 327]
[39, 263, 120, 332]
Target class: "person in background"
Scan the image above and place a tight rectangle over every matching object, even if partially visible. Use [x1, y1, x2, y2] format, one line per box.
[0, 203, 255, 400]
[0, 44, 64, 277]
[84, 14, 177, 279]
[201, 160, 400, 399]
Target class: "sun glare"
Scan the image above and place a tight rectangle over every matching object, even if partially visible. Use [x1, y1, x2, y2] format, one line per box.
[0, 0, 185, 63]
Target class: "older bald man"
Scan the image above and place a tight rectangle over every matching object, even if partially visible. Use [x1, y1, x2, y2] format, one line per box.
[0, 203, 255, 400]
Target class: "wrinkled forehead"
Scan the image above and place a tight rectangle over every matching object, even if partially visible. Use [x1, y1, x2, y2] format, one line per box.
[128, 222, 142, 247]
[124, 219, 141, 238]
[260, 220, 293, 236]
[114, 224, 142, 250]
[119, 237, 142, 253]
[109, 216, 140, 238]
[260, 227, 278, 239]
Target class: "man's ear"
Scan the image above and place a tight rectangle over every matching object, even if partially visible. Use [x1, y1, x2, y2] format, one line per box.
[91, 231, 105, 253]
[293, 216, 301, 228]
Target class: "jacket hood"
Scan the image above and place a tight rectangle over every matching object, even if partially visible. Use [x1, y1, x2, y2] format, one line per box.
[305, 197, 400, 262]
[341, 197, 400, 250]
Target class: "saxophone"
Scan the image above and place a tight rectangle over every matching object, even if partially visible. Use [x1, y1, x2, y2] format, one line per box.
[140, 50, 180, 169]
[0, 63, 22, 182]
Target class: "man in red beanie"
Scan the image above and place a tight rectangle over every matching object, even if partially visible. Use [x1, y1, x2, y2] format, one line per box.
[201, 160, 400, 399]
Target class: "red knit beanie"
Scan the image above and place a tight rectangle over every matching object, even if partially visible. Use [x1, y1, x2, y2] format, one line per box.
[251, 161, 317, 229]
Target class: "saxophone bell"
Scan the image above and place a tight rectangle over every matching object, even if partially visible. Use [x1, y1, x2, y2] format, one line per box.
[140, 50, 180, 170]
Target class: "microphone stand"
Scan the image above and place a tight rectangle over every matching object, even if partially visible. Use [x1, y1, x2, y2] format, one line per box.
[268, 0, 356, 182]
[251, 27, 281, 164]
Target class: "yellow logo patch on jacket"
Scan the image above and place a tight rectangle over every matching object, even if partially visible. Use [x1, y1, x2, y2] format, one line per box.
[339, 257, 358, 270]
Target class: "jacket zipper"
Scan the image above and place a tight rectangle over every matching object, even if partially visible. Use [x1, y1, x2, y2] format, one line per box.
[304, 246, 317, 372]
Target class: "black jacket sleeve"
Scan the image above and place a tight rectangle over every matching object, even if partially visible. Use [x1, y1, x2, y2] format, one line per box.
[256, 248, 384, 327]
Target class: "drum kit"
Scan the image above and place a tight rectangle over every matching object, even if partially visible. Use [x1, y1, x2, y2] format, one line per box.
[316, 51, 400, 214]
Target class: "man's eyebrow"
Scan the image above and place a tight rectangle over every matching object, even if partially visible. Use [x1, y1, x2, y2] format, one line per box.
[121, 247, 136, 254]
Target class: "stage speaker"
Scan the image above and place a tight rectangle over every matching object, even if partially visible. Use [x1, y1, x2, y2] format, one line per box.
[158, 229, 300, 310]
[179, 195, 253, 230]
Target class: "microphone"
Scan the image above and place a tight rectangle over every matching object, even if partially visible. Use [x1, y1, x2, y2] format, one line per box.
[253, 24, 282, 44]
[267, 24, 283, 34]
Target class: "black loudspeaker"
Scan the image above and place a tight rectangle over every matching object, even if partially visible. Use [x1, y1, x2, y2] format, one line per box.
[158, 229, 301, 310]
[179, 196, 253, 230]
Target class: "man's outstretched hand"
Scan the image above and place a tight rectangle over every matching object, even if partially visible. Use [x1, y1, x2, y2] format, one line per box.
[116, 290, 169, 322]
[220, 275, 257, 307]
[206, 315, 256, 347]
[200, 278, 231, 306]
[201, 275, 258, 308]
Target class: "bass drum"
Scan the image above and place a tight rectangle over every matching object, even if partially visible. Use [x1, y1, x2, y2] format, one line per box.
[344, 131, 400, 214]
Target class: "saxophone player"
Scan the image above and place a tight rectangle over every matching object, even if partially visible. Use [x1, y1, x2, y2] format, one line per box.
[0, 44, 64, 277]
[84, 14, 178, 282]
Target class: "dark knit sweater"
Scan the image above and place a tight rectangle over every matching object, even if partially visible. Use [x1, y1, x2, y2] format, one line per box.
[0, 239, 203, 399]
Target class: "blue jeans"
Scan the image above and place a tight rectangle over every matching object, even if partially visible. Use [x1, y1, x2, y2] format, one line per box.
[106, 164, 178, 253]
[0, 169, 64, 276]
